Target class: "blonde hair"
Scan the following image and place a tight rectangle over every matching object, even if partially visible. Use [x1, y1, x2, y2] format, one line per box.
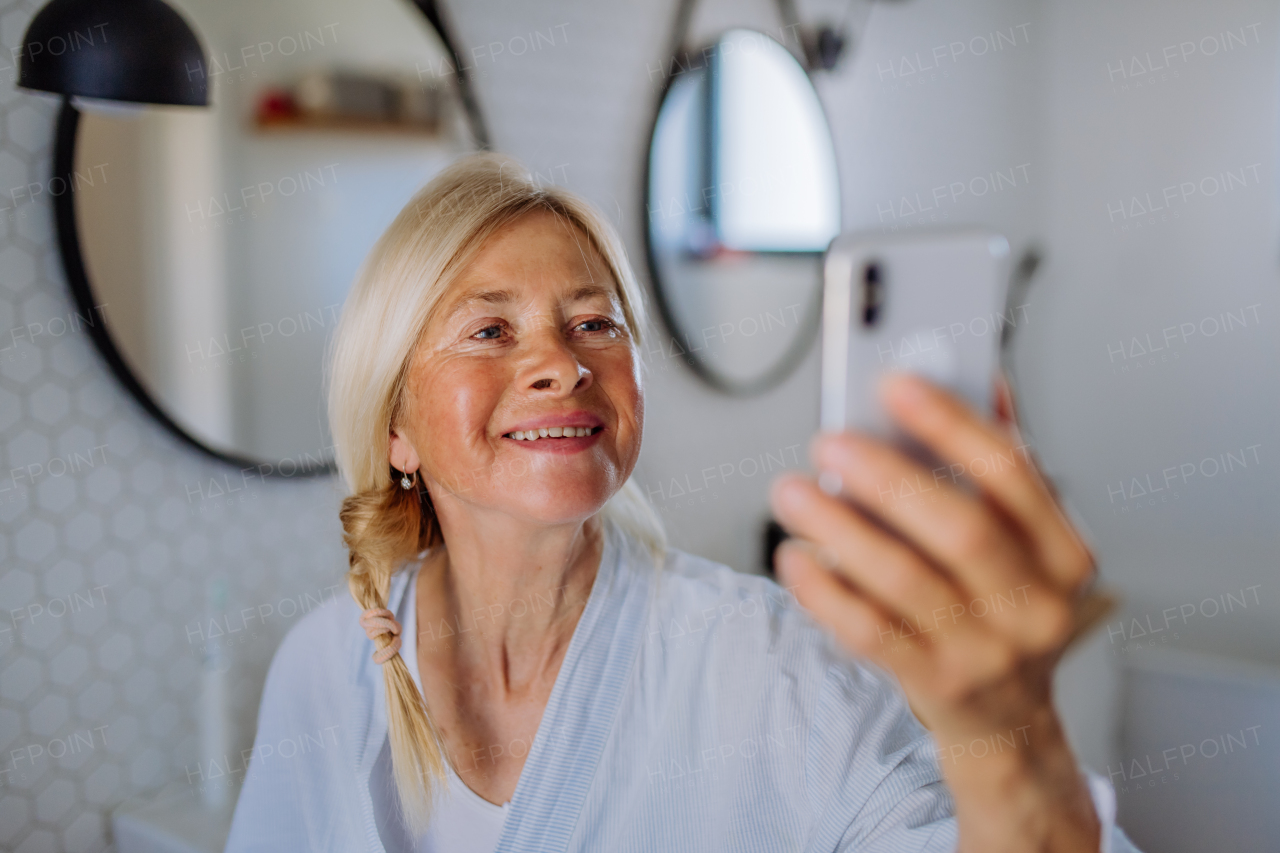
[326, 153, 665, 833]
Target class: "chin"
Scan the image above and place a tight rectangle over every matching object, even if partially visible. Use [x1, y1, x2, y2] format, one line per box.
[503, 477, 618, 526]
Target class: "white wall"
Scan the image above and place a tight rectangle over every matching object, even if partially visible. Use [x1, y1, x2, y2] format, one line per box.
[1031, 1, 1280, 846]
[1031, 0, 1280, 661]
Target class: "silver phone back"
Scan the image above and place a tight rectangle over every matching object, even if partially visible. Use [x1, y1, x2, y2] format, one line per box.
[820, 228, 1011, 438]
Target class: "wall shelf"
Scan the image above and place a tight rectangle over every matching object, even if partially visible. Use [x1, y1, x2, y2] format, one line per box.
[253, 115, 439, 137]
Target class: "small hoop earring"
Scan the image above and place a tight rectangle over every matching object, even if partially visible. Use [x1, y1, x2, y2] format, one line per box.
[399, 470, 417, 490]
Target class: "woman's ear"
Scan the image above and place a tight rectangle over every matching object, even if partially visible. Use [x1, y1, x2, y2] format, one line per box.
[388, 427, 421, 474]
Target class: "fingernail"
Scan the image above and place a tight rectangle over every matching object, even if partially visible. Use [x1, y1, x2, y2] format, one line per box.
[813, 432, 863, 470]
[884, 371, 929, 402]
[772, 474, 809, 513]
[818, 469, 842, 495]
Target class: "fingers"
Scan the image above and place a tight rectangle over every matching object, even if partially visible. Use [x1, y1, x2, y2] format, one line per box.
[771, 474, 998, 651]
[807, 433, 1071, 651]
[878, 373, 1094, 593]
[774, 538, 927, 677]
[774, 539, 1026, 704]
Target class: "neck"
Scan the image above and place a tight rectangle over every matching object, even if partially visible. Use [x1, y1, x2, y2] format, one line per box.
[417, 501, 603, 693]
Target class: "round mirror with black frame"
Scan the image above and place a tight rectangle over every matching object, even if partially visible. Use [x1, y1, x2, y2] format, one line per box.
[53, 0, 488, 475]
[644, 26, 841, 396]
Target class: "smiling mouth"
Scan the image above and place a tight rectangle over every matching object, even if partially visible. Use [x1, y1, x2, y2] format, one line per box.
[504, 426, 602, 441]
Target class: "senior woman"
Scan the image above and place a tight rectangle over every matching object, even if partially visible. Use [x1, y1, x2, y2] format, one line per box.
[225, 154, 1140, 853]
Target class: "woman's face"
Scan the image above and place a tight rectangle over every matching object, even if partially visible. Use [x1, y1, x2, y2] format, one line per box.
[390, 209, 643, 527]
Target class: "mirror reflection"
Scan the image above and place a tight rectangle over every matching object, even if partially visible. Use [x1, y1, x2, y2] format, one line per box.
[72, 0, 477, 466]
[647, 27, 839, 392]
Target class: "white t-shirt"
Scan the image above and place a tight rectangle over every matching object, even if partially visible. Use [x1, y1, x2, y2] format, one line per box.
[371, 567, 509, 853]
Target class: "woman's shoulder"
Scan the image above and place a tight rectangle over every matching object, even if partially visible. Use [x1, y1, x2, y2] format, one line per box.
[264, 585, 362, 692]
[656, 547, 812, 628]
[647, 547, 899, 694]
[660, 546, 786, 597]
[648, 548, 830, 659]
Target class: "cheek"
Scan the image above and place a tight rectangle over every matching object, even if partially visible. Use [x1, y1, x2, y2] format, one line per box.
[414, 361, 504, 467]
[595, 350, 643, 458]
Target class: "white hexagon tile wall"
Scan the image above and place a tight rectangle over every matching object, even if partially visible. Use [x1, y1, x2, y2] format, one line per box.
[0, 1, 350, 850]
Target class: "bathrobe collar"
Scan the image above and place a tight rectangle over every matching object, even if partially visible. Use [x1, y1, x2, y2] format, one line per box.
[346, 521, 648, 853]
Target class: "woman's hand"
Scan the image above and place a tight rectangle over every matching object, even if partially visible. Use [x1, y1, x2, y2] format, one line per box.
[769, 372, 1106, 853]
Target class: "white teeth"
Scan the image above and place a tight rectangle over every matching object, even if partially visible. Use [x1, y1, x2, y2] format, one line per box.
[509, 426, 596, 440]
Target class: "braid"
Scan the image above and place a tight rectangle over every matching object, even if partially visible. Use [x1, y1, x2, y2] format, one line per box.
[340, 476, 445, 835]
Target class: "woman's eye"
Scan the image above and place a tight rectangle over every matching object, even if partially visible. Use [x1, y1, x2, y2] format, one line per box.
[474, 324, 504, 340]
[576, 318, 615, 333]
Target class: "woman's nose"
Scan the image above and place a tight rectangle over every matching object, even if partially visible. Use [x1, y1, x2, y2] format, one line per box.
[523, 331, 592, 395]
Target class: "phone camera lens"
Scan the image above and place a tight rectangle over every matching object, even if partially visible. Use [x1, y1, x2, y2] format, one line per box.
[861, 261, 883, 327]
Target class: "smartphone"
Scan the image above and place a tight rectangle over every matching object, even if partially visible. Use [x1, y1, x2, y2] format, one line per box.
[819, 228, 1011, 451]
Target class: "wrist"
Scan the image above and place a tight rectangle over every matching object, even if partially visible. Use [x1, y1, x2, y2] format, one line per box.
[934, 706, 1101, 853]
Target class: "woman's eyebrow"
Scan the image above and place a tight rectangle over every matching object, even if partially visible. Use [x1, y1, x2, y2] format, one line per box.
[442, 288, 517, 321]
[442, 282, 616, 323]
[564, 283, 616, 304]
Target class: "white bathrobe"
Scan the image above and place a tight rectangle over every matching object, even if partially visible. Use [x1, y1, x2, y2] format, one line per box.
[224, 520, 1141, 852]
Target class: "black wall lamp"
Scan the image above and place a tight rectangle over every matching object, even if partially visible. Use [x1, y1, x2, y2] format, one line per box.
[18, 0, 208, 106]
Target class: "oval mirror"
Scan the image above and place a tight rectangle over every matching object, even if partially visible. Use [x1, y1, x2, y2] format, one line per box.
[645, 28, 840, 394]
[66, 0, 482, 470]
